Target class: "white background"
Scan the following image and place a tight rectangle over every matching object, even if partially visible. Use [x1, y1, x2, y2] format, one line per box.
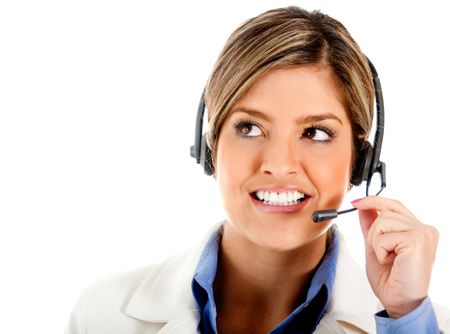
[1, 0, 449, 332]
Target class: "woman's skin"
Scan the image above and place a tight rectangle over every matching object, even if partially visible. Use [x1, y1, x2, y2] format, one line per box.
[213, 65, 439, 333]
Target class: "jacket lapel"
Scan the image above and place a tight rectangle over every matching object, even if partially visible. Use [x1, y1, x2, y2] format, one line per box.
[123, 225, 219, 333]
[314, 315, 348, 333]
[155, 309, 200, 334]
[323, 230, 381, 333]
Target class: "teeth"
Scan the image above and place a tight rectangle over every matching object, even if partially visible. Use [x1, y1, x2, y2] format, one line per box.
[269, 192, 277, 203]
[254, 190, 305, 206]
[287, 192, 293, 202]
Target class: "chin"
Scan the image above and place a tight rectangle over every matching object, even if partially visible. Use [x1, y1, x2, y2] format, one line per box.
[236, 214, 331, 252]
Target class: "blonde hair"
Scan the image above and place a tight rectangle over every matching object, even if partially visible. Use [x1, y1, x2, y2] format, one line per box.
[205, 6, 374, 172]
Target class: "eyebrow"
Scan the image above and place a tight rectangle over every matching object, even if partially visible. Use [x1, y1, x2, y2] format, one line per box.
[302, 114, 343, 125]
[232, 107, 343, 125]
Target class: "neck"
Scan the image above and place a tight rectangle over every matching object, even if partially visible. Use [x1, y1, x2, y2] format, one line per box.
[214, 222, 328, 331]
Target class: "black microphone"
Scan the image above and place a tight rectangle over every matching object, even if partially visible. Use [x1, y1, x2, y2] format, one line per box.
[312, 207, 357, 223]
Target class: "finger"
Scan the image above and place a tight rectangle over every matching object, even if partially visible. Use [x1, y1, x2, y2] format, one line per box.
[368, 212, 418, 240]
[352, 196, 417, 220]
[366, 213, 417, 256]
[358, 207, 378, 242]
[371, 231, 407, 265]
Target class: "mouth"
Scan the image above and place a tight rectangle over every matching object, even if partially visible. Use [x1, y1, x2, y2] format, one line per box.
[250, 190, 310, 206]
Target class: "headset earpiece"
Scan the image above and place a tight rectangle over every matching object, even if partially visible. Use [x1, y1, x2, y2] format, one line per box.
[190, 91, 214, 176]
[200, 134, 214, 176]
[351, 140, 373, 186]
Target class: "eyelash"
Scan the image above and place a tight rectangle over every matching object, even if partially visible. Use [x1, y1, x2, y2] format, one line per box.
[302, 124, 337, 143]
[232, 119, 262, 139]
[232, 119, 337, 143]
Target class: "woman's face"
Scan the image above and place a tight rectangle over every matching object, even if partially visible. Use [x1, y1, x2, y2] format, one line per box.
[215, 65, 353, 251]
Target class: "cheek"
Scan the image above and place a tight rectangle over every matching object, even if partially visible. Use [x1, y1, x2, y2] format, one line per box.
[308, 143, 353, 202]
[216, 136, 252, 196]
[316, 153, 351, 184]
[215, 140, 253, 223]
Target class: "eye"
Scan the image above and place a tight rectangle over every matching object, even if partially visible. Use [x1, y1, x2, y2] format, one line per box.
[302, 126, 335, 142]
[233, 120, 263, 138]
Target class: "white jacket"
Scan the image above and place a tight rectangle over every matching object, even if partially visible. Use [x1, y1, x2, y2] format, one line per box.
[66, 226, 450, 333]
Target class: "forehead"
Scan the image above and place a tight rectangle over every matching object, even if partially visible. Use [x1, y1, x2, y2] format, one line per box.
[231, 65, 348, 122]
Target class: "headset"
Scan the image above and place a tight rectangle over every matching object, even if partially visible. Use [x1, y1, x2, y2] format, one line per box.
[190, 58, 386, 222]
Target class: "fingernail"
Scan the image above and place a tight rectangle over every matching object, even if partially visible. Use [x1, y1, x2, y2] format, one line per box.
[351, 198, 363, 205]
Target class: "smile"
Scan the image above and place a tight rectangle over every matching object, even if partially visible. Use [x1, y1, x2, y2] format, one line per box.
[251, 190, 307, 206]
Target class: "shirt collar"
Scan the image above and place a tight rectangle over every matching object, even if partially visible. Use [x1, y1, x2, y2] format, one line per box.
[191, 225, 339, 333]
[191, 224, 223, 333]
[192, 225, 222, 291]
[307, 227, 339, 302]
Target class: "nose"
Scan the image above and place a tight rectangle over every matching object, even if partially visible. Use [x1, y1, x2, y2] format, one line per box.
[260, 137, 301, 178]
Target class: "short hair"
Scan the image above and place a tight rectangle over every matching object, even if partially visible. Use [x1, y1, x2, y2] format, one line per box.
[205, 6, 374, 172]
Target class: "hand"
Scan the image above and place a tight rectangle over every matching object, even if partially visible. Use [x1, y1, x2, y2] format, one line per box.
[352, 196, 439, 318]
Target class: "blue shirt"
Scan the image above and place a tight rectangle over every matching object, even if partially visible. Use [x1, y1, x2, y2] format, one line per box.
[191, 225, 440, 333]
[375, 298, 439, 333]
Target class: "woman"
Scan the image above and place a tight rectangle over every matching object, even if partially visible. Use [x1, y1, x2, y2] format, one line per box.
[66, 6, 449, 333]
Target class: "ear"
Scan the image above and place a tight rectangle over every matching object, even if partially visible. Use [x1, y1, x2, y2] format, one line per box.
[347, 183, 354, 192]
